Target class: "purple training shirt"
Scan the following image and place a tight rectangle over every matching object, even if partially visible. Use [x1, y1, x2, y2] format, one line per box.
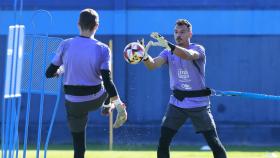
[51, 36, 111, 102]
[159, 43, 210, 108]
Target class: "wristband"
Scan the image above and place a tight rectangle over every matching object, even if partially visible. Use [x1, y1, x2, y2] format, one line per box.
[143, 56, 149, 61]
[112, 99, 122, 105]
[102, 103, 112, 108]
[168, 42, 176, 53]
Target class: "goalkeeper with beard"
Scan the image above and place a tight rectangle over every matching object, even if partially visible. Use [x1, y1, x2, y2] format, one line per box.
[141, 19, 227, 158]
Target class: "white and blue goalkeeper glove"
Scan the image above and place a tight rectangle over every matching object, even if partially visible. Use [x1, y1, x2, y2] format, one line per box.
[150, 32, 171, 51]
[137, 38, 154, 61]
[112, 99, 127, 128]
[54, 65, 64, 77]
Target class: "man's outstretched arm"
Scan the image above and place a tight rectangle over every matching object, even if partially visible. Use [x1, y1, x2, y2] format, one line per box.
[150, 32, 200, 60]
[140, 40, 166, 70]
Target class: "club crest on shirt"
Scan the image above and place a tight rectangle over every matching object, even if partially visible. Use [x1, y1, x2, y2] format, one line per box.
[177, 69, 190, 82]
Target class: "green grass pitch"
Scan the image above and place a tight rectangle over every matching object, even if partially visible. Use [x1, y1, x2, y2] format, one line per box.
[2, 145, 279, 158]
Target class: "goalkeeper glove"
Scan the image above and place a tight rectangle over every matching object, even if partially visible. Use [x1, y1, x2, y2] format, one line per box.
[54, 65, 64, 77]
[150, 32, 176, 52]
[112, 99, 127, 128]
[137, 38, 154, 61]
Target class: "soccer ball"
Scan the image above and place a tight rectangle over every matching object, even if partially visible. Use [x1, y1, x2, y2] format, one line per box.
[123, 42, 145, 64]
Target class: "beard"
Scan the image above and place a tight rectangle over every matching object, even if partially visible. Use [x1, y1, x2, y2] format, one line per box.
[176, 37, 182, 41]
[175, 38, 188, 47]
[176, 38, 183, 45]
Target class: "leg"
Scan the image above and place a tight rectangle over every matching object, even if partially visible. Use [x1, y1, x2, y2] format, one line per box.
[65, 107, 88, 158]
[72, 131, 86, 158]
[157, 127, 177, 158]
[65, 101, 89, 158]
[188, 106, 227, 158]
[157, 105, 188, 158]
[65, 93, 107, 158]
[202, 130, 227, 158]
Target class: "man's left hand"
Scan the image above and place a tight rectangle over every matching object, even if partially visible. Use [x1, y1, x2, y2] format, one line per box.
[150, 32, 171, 50]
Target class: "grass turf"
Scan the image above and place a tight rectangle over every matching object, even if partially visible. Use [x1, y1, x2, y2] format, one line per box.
[2, 145, 279, 158]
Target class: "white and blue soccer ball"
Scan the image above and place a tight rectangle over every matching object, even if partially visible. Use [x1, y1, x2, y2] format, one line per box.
[123, 42, 145, 64]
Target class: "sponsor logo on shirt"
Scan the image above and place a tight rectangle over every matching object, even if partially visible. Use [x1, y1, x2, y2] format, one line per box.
[181, 83, 191, 90]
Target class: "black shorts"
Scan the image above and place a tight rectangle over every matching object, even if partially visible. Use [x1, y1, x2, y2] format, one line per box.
[162, 104, 216, 133]
[65, 92, 107, 132]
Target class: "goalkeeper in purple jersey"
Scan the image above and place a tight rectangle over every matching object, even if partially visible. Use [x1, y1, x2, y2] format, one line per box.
[142, 19, 227, 158]
[45, 8, 127, 158]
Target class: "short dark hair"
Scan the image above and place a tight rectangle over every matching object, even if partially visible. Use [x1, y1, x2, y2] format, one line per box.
[176, 19, 192, 32]
[79, 8, 99, 31]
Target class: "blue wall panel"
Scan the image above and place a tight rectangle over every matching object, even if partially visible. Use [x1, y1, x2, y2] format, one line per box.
[0, 0, 114, 10]
[2, 10, 280, 35]
[1, 0, 280, 145]
[200, 35, 280, 123]
[2, 0, 280, 10]
[122, 35, 280, 123]
[1, 32, 280, 144]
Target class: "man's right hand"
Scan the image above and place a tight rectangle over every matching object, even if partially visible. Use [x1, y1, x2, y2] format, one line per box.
[112, 99, 127, 128]
[55, 65, 64, 76]
[137, 39, 154, 61]
[101, 103, 114, 116]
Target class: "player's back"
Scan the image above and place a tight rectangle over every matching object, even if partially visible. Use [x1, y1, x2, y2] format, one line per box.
[62, 36, 109, 86]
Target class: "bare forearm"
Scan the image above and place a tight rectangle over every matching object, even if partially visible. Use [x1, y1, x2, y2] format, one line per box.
[150, 34, 200, 60]
[143, 56, 157, 70]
